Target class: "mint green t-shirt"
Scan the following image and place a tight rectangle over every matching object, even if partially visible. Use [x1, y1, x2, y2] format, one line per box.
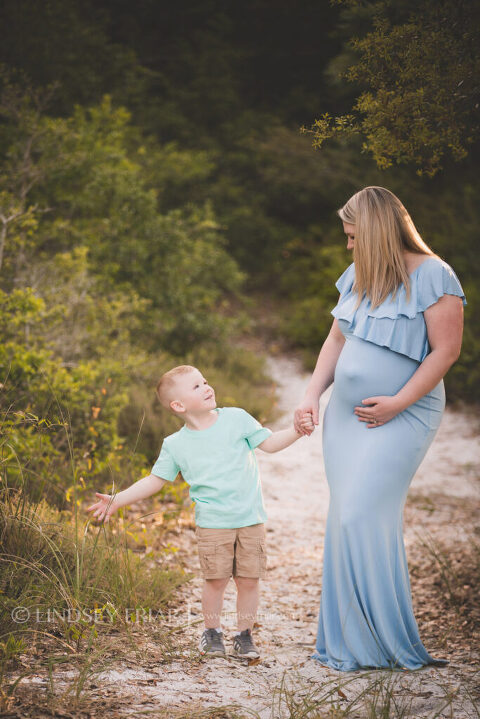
[150, 407, 272, 528]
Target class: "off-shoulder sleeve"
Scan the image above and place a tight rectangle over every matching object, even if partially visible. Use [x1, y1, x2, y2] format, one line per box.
[330, 257, 467, 363]
[416, 259, 467, 312]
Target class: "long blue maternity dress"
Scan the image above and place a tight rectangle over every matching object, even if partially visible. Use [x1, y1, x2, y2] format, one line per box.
[311, 256, 467, 671]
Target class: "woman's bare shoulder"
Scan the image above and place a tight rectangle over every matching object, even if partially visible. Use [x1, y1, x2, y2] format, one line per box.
[402, 251, 437, 274]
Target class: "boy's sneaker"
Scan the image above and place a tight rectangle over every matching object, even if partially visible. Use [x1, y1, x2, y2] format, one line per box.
[232, 628, 260, 658]
[198, 628, 226, 657]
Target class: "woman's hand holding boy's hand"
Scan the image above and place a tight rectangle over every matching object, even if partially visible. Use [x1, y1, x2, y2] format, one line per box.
[86, 492, 120, 523]
[298, 411, 315, 435]
[294, 399, 319, 436]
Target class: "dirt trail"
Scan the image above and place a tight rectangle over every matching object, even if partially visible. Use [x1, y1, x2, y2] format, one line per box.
[23, 354, 480, 717]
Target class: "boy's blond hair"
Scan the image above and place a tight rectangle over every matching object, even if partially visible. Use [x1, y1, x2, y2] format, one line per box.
[156, 365, 197, 410]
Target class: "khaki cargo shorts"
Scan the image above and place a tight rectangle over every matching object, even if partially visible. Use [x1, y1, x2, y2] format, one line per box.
[195, 523, 267, 580]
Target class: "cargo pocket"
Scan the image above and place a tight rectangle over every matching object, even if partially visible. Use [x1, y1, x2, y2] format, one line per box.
[237, 537, 267, 577]
[197, 541, 217, 574]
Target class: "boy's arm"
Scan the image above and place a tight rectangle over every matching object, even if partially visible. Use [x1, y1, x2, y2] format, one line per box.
[114, 473, 166, 508]
[257, 427, 301, 453]
[257, 414, 316, 453]
[86, 473, 167, 523]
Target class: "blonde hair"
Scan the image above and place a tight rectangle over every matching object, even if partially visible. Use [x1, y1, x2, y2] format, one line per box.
[156, 365, 198, 410]
[338, 186, 439, 308]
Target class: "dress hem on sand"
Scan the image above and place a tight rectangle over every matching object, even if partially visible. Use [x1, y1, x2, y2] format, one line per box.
[309, 651, 449, 672]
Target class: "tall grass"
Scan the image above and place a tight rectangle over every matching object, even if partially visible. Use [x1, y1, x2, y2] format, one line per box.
[0, 402, 190, 711]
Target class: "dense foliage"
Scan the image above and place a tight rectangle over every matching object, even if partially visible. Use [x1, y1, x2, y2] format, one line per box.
[0, 0, 478, 512]
[302, 0, 480, 177]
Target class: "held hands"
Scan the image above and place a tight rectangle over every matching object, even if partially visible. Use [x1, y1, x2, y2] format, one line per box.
[353, 395, 403, 428]
[294, 400, 318, 436]
[85, 492, 119, 523]
[299, 412, 315, 434]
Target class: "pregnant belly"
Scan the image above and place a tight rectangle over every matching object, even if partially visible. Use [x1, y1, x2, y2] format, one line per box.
[334, 335, 421, 408]
[325, 334, 446, 498]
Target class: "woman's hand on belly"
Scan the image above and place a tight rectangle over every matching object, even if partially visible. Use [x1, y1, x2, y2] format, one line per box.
[353, 395, 403, 428]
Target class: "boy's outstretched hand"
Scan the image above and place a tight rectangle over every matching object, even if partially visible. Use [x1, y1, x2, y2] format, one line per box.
[86, 492, 119, 523]
[299, 411, 315, 434]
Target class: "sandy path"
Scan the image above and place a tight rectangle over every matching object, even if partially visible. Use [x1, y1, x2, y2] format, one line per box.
[28, 354, 479, 717]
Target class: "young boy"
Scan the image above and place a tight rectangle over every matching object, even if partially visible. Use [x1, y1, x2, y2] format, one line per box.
[86, 365, 314, 660]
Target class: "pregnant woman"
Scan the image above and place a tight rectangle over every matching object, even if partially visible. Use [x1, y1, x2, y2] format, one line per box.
[294, 186, 467, 671]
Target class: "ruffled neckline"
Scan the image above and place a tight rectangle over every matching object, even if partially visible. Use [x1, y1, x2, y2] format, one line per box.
[331, 257, 467, 362]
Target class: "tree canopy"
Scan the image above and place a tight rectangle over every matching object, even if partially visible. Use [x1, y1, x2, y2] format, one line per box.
[302, 0, 480, 176]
